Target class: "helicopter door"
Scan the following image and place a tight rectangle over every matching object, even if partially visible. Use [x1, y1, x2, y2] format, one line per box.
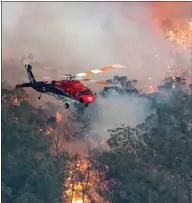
[69, 90, 76, 98]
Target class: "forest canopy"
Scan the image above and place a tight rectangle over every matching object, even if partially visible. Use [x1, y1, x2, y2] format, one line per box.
[2, 74, 192, 203]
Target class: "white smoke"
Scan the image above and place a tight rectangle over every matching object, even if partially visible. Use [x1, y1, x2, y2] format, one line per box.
[2, 2, 173, 85]
[2, 2, 189, 151]
[84, 92, 152, 149]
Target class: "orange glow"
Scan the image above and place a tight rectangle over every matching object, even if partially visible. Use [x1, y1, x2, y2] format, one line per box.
[45, 127, 54, 135]
[65, 159, 90, 203]
[165, 21, 192, 52]
[56, 111, 62, 122]
[72, 200, 83, 203]
[163, 20, 192, 85]
[147, 84, 158, 93]
[172, 76, 176, 81]
[12, 97, 21, 106]
[189, 21, 192, 32]
[64, 158, 103, 203]
[146, 78, 158, 93]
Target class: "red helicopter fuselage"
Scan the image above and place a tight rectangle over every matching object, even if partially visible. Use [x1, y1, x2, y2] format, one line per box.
[15, 63, 126, 109]
[52, 79, 96, 103]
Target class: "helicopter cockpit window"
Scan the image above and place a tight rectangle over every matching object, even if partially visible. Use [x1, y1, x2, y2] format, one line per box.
[79, 90, 94, 96]
[86, 89, 94, 95]
[84, 90, 90, 95]
[79, 91, 84, 96]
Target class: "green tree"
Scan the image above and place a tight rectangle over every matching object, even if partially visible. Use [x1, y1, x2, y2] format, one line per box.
[2, 88, 69, 203]
[92, 83, 192, 203]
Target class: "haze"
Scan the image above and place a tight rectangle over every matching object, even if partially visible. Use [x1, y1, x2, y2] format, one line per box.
[3, 2, 190, 86]
[2, 2, 191, 150]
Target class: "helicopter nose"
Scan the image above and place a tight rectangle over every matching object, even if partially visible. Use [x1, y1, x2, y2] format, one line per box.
[82, 95, 95, 103]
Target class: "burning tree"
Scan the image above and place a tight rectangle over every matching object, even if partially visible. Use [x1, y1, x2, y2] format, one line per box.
[163, 20, 192, 51]
[64, 156, 107, 203]
[162, 19, 192, 84]
[2, 87, 70, 203]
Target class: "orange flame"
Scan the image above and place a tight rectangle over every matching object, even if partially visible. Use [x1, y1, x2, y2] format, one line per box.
[72, 200, 83, 203]
[56, 111, 62, 122]
[12, 97, 21, 106]
[165, 21, 192, 52]
[64, 158, 103, 203]
[45, 127, 54, 135]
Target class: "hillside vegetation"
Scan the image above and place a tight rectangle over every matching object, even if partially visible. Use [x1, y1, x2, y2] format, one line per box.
[2, 76, 192, 203]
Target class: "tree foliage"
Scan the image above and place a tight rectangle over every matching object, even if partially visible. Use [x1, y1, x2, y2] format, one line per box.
[2, 73, 192, 203]
[92, 78, 192, 203]
[2, 88, 69, 203]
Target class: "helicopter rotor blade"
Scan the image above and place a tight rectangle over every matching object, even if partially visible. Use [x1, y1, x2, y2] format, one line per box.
[42, 76, 53, 80]
[41, 64, 127, 80]
[81, 78, 109, 85]
[79, 78, 121, 86]
[75, 64, 127, 77]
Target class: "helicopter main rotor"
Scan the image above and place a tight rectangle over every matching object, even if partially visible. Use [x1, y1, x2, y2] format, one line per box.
[42, 64, 127, 84]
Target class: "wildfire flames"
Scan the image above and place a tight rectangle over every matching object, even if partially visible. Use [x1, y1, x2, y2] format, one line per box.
[143, 20, 192, 94]
[56, 111, 62, 122]
[45, 112, 62, 135]
[72, 200, 83, 203]
[65, 159, 89, 203]
[5, 10, 191, 203]
[144, 21, 192, 94]
[64, 158, 103, 203]
[46, 127, 55, 135]
[145, 20, 192, 94]
[12, 97, 21, 106]
[165, 21, 192, 52]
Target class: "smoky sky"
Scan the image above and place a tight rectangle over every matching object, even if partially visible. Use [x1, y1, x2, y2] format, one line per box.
[2, 2, 191, 151]
[3, 2, 190, 86]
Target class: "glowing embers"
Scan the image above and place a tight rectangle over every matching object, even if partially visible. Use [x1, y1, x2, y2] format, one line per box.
[65, 159, 90, 203]
[146, 78, 158, 94]
[64, 158, 103, 203]
[165, 21, 192, 52]
[11, 92, 30, 106]
[72, 200, 83, 203]
[168, 65, 184, 77]
[45, 127, 55, 135]
[11, 96, 21, 106]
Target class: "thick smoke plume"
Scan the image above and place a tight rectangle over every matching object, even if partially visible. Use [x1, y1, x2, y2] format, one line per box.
[86, 93, 152, 149]
[3, 2, 181, 83]
[2, 2, 191, 151]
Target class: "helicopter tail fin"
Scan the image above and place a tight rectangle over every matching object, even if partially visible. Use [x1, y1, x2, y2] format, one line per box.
[24, 64, 36, 84]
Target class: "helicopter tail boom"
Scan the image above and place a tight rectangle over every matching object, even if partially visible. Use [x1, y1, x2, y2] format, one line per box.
[24, 64, 36, 84]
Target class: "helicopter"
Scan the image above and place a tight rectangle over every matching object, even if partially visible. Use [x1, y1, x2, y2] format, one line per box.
[15, 63, 126, 109]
